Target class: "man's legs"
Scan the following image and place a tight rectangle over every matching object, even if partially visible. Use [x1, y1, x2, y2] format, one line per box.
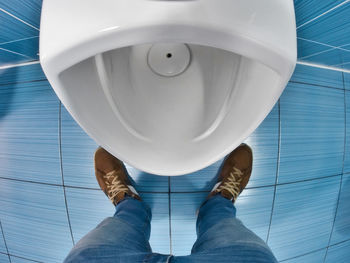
[64, 147, 171, 263]
[171, 144, 277, 263]
[64, 197, 156, 263]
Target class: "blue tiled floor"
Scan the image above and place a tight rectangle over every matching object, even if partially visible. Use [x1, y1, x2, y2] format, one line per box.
[282, 249, 326, 263]
[330, 173, 350, 245]
[279, 82, 344, 183]
[344, 90, 350, 173]
[267, 176, 340, 261]
[0, 179, 73, 262]
[0, 62, 349, 262]
[0, 253, 9, 263]
[325, 239, 350, 263]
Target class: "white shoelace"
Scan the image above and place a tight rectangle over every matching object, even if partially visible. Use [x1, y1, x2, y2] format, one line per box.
[217, 167, 243, 200]
[103, 170, 129, 202]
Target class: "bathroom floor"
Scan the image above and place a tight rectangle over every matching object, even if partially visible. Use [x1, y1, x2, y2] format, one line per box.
[0, 62, 349, 263]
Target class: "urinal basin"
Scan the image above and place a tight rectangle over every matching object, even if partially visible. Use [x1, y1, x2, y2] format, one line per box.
[40, 0, 296, 175]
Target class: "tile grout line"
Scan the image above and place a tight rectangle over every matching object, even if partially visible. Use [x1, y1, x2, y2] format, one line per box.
[333, 61, 350, 67]
[279, 247, 326, 262]
[297, 38, 350, 62]
[0, 60, 39, 70]
[323, 72, 348, 263]
[297, 0, 350, 29]
[168, 177, 173, 255]
[289, 80, 345, 91]
[0, 220, 12, 263]
[280, 237, 350, 262]
[0, 173, 344, 193]
[0, 47, 31, 58]
[265, 99, 281, 244]
[0, 36, 39, 46]
[297, 37, 350, 52]
[58, 101, 75, 246]
[4, 253, 44, 263]
[297, 61, 350, 74]
[0, 79, 49, 88]
[0, 7, 40, 31]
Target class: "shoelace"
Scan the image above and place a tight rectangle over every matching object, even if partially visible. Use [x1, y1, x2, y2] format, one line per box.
[103, 170, 129, 202]
[217, 167, 243, 200]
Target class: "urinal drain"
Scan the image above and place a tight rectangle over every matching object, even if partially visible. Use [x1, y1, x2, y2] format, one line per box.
[147, 43, 191, 77]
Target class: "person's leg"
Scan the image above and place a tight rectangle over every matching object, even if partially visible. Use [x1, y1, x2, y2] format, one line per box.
[171, 144, 277, 263]
[64, 147, 171, 263]
[64, 197, 154, 263]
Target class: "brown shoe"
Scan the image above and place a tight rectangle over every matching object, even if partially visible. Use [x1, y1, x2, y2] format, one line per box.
[208, 143, 253, 202]
[94, 147, 141, 205]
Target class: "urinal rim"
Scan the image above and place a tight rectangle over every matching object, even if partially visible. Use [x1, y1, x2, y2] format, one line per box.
[41, 23, 296, 84]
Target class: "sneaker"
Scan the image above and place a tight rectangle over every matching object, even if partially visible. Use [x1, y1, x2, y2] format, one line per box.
[208, 143, 253, 202]
[94, 147, 141, 205]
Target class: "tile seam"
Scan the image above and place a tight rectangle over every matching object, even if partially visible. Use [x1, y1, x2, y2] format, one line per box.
[7, 253, 43, 263]
[0, 7, 40, 31]
[297, 61, 350, 74]
[58, 101, 75, 246]
[0, 36, 39, 46]
[0, 60, 39, 70]
[265, 99, 281, 244]
[0, 173, 343, 192]
[168, 177, 173, 255]
[0, 221, 11, 263]
[279, 237, 350, 262]
[0, 47, 31, 58]
[297, 0, 350, 29]
[0, 79, 49, 88]
[323, 72, 348, 262]
[289, 80, 344, 91]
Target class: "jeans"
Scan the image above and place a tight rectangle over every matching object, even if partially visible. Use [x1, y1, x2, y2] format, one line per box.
[64, 195, 277, 263]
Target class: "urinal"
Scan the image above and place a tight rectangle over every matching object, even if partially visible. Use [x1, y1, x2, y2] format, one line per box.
[40, 0, 296, 175]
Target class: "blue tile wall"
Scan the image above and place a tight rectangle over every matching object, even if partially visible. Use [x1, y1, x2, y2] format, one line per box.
[295, 0, 350, 67]
[298, 3, 350, 48]
[296, 38, 331, 59]
[0, 37, 39, 62]
[301, 48, 350, 67]
[0, 0, 42, 29]
[345, 72, 350, 90]
[1, 1, 350, 262]
[0, 49, 29, 65]
[290, 64, 343, 88]
[294, 0, 345, 27]
[0, 11, 38, 44]
[0, 62, 45, 85]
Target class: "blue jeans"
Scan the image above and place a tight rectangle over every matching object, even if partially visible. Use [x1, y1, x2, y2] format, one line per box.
[64, 195, 277, 263]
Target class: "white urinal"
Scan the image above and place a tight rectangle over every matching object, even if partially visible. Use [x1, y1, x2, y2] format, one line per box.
[40, 0, 296, 175]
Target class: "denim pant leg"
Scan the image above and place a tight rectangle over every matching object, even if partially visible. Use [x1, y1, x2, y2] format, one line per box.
[64, 197, 171, 263]
[171, 195, 277, 263]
